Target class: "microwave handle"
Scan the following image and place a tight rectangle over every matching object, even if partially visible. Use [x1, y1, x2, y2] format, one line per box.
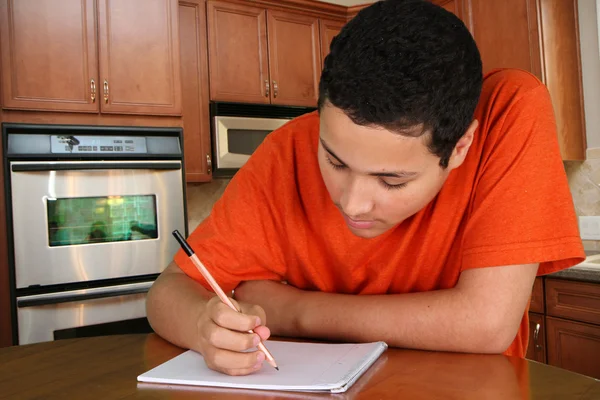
[11, 162, 181, 172]
[17, 283, 152, 308]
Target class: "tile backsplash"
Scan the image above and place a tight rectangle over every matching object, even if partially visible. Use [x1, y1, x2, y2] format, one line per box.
[564, 154, 600, 251]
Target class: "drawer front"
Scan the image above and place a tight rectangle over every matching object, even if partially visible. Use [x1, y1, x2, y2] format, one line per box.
[526, 312, 546, 363]
[546, 279, 600, 325]
[546, 316, 600, 380]
[530, 277, 544, 313]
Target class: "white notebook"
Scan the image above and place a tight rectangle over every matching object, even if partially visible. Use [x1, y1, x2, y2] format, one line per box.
[137, 340, 388, 394]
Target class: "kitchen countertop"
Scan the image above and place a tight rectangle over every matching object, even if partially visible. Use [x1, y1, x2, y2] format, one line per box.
[1, 334, 599, 399]
[547, 251, 600, 284]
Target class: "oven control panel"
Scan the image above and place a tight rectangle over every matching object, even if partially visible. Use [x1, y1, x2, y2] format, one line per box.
[50, 136, 148, 154]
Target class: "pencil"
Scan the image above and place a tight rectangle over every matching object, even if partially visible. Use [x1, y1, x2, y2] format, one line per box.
[172, 230, 279, 371]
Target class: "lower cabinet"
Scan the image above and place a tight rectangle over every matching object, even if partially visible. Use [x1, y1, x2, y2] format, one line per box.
[526, 312, 546, 363]
[546, 316, 600, 380]
[526, 278, 600, 380]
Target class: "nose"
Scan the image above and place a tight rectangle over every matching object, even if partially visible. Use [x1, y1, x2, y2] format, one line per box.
[339, 176, 374, 218]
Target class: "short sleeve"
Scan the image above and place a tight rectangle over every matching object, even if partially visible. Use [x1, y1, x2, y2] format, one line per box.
[173, 136, 288, 293]
[462, 84, 585, 275]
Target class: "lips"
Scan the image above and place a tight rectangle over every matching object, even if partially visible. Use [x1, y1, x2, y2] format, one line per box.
[343, 214, 376, 230]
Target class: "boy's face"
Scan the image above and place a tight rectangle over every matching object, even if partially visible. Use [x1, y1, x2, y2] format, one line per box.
[318, 103, 474, 239]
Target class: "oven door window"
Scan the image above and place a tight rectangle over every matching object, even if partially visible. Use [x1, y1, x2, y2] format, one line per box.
[47, 195, 158, 247]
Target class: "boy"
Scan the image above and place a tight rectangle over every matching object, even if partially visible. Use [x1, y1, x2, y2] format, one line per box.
[147, 0, 584, 376]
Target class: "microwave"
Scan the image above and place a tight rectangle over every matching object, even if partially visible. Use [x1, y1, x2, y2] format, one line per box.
[210, 102, 316, 178]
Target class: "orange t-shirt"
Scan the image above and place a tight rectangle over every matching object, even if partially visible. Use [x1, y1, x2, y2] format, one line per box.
[175, 68, 585, 357]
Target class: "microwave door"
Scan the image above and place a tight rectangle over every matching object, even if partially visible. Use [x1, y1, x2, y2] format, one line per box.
[213, 116, 290, 170]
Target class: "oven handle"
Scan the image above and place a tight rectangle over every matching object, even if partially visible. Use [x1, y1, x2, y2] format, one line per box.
[11, 162, 181, 172]
[17, 282, 152, 308]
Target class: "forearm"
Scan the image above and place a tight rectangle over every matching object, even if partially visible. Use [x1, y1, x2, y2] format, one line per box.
[290, 288, 514, 353]
[146, 263, 214, 351]
[238, 279, 522, 354]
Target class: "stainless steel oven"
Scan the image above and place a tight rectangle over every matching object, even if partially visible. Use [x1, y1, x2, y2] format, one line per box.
[210, 102, 316, 177]
[2, 123, 188, 345]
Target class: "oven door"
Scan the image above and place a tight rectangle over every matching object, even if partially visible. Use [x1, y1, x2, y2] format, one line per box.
[9, 160, 185, 288]
[16, 281, 152, 345]
[213, 116, 290, 171]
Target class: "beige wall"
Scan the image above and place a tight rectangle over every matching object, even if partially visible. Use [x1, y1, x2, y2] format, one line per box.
[578, 0, 600, 149]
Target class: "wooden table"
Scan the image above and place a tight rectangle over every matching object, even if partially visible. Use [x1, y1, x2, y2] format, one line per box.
[0, 334, 599, 399]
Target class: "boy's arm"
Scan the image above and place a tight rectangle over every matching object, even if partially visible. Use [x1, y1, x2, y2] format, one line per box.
[234, 263, 538, 353]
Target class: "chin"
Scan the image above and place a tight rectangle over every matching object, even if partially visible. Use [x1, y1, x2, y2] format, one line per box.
[347, 225, 388, 239]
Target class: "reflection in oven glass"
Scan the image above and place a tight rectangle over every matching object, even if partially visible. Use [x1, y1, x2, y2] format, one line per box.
[47, 195, 158, 247]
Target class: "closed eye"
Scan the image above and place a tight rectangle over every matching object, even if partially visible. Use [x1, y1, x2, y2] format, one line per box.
[326, 154, 409, 190]
[325, 154, 346, 170]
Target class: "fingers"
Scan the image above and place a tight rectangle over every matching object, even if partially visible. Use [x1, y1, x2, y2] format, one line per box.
[204, 348, 266, 376]
[205, 322, 262, 352]
[253, 325, 271, 341]
[200, 297, 271, 376]
[208, 297, 263, 332]
[239, 303, 267, 327]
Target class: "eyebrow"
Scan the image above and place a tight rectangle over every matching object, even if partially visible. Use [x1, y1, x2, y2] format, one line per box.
[319, 138, 418, 178]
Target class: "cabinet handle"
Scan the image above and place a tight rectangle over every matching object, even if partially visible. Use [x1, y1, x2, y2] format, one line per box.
[273, 80, 278, 98]
[533, 323, 542, 349]
[103, 80, 109, 103]
[265, 80, 270, 97]
[90, 79, 96, 103]
[206, 154, 212, 174]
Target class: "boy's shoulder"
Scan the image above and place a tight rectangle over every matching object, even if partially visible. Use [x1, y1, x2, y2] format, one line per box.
[481, 68, 545, 102]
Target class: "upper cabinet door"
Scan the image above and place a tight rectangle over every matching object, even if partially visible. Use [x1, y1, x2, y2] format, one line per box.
[267, 10, 321, 107]
[207, 1, 269, 104]
[319, 19, 345, 68]
[97, 0, 182, 115]
[0, 0, 98, 112]
[463, 0, 542, 78]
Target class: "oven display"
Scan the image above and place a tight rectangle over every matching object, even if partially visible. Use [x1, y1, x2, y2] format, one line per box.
[47, 195, 158, 247]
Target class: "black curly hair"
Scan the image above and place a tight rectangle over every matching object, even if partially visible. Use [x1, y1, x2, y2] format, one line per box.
[318, 0, 483, 168]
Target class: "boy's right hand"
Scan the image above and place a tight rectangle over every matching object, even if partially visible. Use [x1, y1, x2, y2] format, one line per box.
[196, 296, 271, 376]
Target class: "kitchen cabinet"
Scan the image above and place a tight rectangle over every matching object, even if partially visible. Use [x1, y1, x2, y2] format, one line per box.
[526, 278, 600, 380]
[0, 0, 182, 116]
[527, 312, 547, 363]
[207, 0, 321, 107]
[267, 10, 320, 107]
[431, 0, 586, 161]
[546, 317, 600, 380]
[526, 277, 546, 363]
[97, 0, 182, 115]
[0, 0, 98, 112]
[319, 19, 345, 68]
[435, 0, 466, 20]
[179, 0, 212, 182]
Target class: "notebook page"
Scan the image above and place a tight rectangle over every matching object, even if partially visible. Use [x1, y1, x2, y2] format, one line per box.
[137, 340, 387, 393]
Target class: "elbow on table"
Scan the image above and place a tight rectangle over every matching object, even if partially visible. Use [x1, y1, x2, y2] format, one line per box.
[470, 317, 519, 355]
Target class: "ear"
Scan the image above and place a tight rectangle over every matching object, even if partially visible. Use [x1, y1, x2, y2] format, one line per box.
[447, 120, 478, 170]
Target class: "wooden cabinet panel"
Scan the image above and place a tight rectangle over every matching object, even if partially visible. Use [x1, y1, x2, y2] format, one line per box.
[98, 0, 182, 115]
[546, 279, 600, 326]
[537, 0, 586, 160]
[530, 277, 545, 314]
[179, 0, 211, 182]
[207, 1, 269, 104]
[465, 0, 541, 78]
[0, 0, 98, 112]
[267, 10, 320, 107]
[526, 312, 546, 363]
[546, 317, 600, 380]
[434, 0, 466, 20]
[319, 19, 345, 68]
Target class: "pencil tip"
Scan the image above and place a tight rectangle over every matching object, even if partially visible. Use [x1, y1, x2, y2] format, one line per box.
[275, 367, 279, 371]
